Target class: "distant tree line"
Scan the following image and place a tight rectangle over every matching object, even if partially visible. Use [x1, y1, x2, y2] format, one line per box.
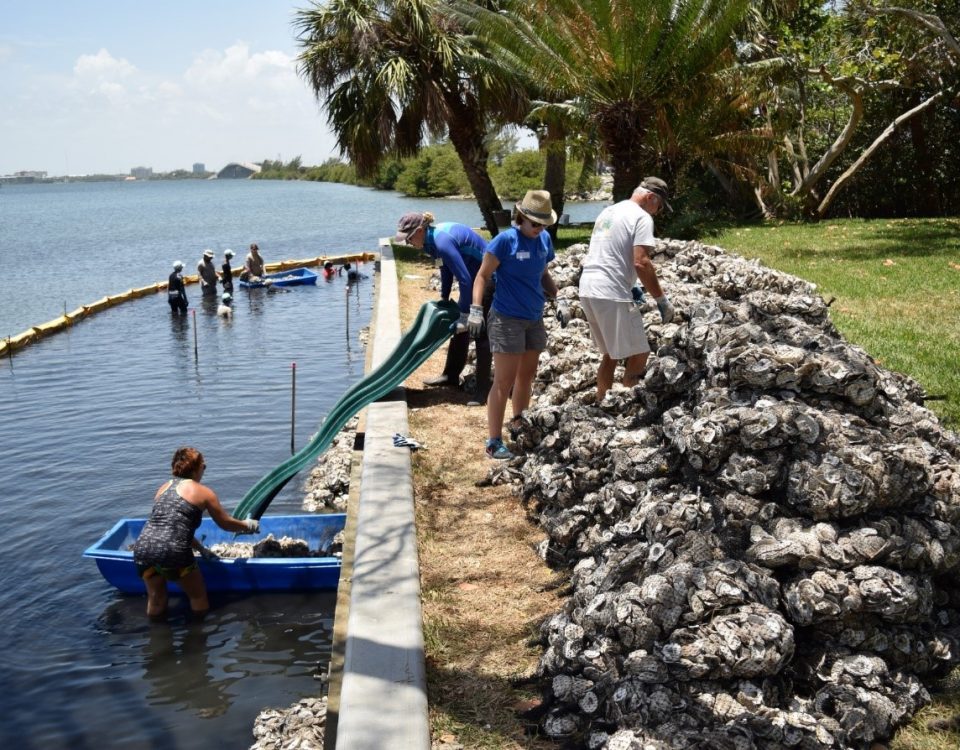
[283, 0, 960, 234]
[253, 144, 601, 202]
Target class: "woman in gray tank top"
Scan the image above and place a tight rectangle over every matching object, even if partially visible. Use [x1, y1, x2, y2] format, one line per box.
[132, 446, 259, 618]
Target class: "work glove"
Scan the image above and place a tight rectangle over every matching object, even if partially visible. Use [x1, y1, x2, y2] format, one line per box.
[654, 295, 675, 323]
[467, 304, 485, 337]
[454, 311, 469, 334]
[555, 299, 571, 328]
[238, 518, 260, 535]
[631, 284, 646, 305]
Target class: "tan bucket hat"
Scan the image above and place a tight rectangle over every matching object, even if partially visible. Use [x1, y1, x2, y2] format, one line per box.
[515, 190, 557, 226]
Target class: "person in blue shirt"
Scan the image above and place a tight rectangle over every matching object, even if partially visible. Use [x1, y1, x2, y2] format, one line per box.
[394, 211, 493, 405]
[468, 191, 570, 459]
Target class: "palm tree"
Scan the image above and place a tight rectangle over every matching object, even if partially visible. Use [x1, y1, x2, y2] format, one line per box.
[295, 0, 528, 235]
[454, 0, 751, 201]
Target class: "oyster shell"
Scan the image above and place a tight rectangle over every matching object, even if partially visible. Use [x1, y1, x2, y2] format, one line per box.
[477, 240, 960, 748]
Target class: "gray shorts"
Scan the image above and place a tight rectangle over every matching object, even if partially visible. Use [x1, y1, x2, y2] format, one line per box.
[580, 296, 650, 360]
[487, 310, 547, 354]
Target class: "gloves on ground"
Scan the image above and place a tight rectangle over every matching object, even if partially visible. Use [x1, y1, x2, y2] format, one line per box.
[454, 311, 469, 334]
[655, 295, 675, 323]
[467, 304, 485, 337]
[631, 284, 646, 305]
[556, 299, 571, 328]
[238, 518, 260, 534]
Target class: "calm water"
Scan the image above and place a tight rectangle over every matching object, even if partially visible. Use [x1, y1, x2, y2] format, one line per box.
[0, 180, 608, 748]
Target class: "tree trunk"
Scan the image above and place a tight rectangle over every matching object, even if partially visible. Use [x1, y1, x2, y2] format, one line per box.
[816, 90, 944, 217]
[909, 97, 939, 215]
[575, 143, 597, 195]
[597, 103, 649, 202]
[444, 96, 503, 236]
[541, 120, 567, 241]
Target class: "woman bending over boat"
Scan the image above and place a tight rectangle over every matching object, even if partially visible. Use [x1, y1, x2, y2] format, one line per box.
[132, 446, 259, 618]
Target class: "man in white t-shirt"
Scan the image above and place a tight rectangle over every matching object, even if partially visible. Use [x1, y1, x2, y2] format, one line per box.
[578, 177, 676, 400]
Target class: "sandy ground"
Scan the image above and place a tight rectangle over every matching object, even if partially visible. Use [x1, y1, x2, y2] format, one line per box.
[396, 264, 561, 750]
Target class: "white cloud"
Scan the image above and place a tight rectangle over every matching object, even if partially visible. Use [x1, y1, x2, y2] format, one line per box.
[3, 43, 338, 174]
[73, 48, 137, 78]
[184, 43, 295, 88]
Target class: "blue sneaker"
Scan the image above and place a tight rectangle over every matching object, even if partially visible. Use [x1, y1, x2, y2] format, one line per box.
[485, 437, 514, 460]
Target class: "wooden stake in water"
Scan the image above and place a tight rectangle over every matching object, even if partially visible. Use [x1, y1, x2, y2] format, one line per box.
[290, 362, 297, 455]
[192, 308, 198, 361]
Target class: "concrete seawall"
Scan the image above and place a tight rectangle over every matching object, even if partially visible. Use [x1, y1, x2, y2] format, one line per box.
[327, 239, 430, 749]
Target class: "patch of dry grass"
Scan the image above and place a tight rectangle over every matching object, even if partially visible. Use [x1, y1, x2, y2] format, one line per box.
[396, 255, 559, 749]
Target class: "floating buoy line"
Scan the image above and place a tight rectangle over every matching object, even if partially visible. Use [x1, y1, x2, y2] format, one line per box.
[1, 252, 377, 359]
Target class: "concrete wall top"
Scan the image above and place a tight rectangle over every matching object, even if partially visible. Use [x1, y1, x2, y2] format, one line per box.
[334, 239, 429, 749]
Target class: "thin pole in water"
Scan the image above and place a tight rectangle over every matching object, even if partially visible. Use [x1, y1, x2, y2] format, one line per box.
[345, 285, 350, 342]
[290, 362, 297, 454]
[192, 308, 198, 361]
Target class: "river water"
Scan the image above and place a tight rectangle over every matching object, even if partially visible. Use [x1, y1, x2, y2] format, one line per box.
[0, 180, 607, 748]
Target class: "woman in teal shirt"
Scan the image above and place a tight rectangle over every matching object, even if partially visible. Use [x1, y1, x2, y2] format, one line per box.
[468, 190, 570, 459]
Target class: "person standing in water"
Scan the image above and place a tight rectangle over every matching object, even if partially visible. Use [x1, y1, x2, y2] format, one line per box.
[167, 260, 188, 314]
[132, 446, 259, 619]
[220, 249, 235, 295]
[198, 249, 219, 296]
[216, 292, 233, 318]
[240, 243, 265, 282]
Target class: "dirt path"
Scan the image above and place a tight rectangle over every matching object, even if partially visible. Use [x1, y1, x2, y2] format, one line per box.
[396, 259, 560, 749]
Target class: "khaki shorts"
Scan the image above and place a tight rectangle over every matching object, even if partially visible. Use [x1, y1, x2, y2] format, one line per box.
[580, 297, 650, 360]
[487, 310, 547, 354]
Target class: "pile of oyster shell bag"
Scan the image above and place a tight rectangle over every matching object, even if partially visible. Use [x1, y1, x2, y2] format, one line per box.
[488, 241, 960, 749]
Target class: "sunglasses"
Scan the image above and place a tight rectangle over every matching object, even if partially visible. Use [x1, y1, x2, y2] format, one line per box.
[525, 217, 546, 229]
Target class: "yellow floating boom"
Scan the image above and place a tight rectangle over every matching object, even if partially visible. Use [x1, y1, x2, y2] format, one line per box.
[0, 252, 377, 358]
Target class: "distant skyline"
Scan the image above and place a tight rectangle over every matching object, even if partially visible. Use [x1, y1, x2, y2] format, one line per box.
[0, 1, 342, 175]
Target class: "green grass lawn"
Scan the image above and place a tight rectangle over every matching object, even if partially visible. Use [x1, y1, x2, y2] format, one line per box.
[701, 218, 960, 428]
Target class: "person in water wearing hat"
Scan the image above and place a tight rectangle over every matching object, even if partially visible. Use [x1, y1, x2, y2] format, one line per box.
[217, 292, 233, 318]
[578, 177, 676, 401]
[220, 249, 235, 295]
[322, 260, 336, 280]
[469, 190, 569, 459]
[240, 243, 265, 282]
[394, 210, 493, 406]
[198, 249, 219, 296]
[167, 260, 188, 314]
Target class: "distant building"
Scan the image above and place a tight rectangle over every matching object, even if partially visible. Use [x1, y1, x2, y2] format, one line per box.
[192, 162, 205, 175]
[130, 166, 153, 179]
[217, 162, 261, 179]
[0, 170, 48, 184]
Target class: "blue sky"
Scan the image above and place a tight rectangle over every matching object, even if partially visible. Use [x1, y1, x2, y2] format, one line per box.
[0, 1, 342, 175]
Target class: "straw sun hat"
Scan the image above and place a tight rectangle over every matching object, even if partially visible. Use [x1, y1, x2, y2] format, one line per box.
[515, 190, 557, 226]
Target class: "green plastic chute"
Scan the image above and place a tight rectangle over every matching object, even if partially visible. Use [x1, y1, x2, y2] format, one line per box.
[233, 299, 460, 520]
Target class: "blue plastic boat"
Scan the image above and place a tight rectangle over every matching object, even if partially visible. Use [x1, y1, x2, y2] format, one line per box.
[239, 266, 319, 288]
[83, 514, 345, 593]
